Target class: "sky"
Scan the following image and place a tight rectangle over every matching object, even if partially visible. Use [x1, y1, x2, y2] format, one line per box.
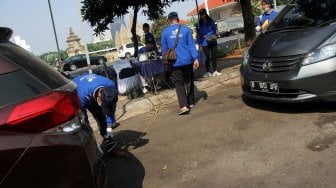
[0, 0, 198, 55]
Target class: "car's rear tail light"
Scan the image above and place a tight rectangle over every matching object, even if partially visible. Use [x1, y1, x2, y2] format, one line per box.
[0, 91, 81, 133]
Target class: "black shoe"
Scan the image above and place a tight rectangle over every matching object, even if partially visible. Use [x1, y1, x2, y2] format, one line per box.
[101, 137, 117, 154]
[111, 122, 120, 129]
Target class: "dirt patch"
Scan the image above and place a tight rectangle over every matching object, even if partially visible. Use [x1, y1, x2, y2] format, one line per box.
[314, 115, 336, 128]
[307, 135, 336, 152]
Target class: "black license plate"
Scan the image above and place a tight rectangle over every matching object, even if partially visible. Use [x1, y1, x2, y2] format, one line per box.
[250, 81, 279, 93]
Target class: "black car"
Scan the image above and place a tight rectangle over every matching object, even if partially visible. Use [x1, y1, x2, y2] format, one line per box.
[63, 54, 107, 71]
[0, 27, 106, 188]
[241, 0, 336, 103]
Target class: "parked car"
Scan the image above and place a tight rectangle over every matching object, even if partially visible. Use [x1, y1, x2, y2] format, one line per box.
[62, 54, 107, 71]
[240, 0, 336, 103]
[0, 27, 106, 188]
[118, 43, 144, 59]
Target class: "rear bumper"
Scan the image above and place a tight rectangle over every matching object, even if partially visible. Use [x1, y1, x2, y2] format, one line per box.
[240, 57, 336, 103]
[1, 125, 106, 188]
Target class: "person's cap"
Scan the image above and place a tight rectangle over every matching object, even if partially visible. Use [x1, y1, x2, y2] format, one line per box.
[168, 12, 179, 20]
[199, 8, 207, 15]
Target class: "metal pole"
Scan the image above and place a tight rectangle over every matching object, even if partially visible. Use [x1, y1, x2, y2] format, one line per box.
[204, 0, 209, 15]
[195, 0, 200, 21]
[77, 0, 92, 73]
[47, 0, 61, 61]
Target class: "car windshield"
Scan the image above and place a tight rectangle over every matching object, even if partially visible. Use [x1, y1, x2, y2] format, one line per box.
[268, 0, 336, 32]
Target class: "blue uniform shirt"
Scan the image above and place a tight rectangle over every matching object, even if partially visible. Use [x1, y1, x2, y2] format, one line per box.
[144, 32, 158, 51]
[72, 73, 117, 126]
[161, 24, 198, 67]
[258, 10, 278, 27]
[197, 20, 217, 47]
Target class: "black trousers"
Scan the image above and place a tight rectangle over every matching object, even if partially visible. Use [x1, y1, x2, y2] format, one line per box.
[203, 44, 218, 73]
[171, 64, 194, 108]
[86, 97, 107, 137]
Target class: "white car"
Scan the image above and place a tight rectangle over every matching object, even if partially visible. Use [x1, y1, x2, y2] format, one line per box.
[118, 43, 144, 59]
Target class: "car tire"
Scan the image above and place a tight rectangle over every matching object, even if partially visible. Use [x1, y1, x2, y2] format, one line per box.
[70, 64, 77, 71]
[125, 53, 131, 59]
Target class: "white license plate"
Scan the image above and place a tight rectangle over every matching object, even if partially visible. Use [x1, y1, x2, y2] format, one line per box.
[250, 81, 279, 93]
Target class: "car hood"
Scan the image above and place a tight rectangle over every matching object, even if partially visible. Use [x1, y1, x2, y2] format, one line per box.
[250, 25, 336, 57]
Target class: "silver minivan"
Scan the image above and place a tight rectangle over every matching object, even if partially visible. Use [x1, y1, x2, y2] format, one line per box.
[241, 0, 336, 102]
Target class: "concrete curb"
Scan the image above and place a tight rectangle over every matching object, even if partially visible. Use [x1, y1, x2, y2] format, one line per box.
[114, 65, 241, 121]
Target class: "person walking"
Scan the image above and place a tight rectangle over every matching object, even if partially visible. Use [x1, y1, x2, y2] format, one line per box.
[161, 12, 199, 115]
[197, 8, 221, 78]
[72, 73, 125, 157]
[256, 0, 278, 31]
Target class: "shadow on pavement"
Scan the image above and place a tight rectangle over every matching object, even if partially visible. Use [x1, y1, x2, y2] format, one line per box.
[104, 130, 149, 188]
[194, 85, 208, 104]
[242, 95, 336, 114]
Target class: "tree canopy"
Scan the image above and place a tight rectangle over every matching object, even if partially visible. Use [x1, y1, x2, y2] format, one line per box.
[81, 0, 176, 57]
[81, 0, 170, 34]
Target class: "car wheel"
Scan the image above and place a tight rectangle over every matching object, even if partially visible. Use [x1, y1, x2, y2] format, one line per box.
[70, 64, 77, 71]
[125, 53, 131, 59]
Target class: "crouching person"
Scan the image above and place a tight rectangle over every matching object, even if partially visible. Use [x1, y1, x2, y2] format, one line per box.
[72, 73, 125, 157]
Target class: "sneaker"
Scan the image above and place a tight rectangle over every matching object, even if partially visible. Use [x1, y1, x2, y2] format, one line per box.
[142, 87, 148, 94]
[101, 137, 117, 154]
[189, 104, 195, 108]
[176, 107, 190, 115]
[212, 71, 222, 76]
[202, 72, 211, 78]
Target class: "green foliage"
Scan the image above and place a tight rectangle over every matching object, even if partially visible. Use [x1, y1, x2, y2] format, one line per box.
[87, 39, 115, 52]
[216, 48, 226, 58]
[81, 0, 171, 34]
[39, 51, 68, 67]
[251, 0, 263, 16]
[151, 16, 169, 44]
[226, 40, 247, 55]
[81, 0, 176, 57]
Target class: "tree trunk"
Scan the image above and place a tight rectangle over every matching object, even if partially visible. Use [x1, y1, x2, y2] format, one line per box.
[131, 5, 139, 58]
[240, 0, 256, 45]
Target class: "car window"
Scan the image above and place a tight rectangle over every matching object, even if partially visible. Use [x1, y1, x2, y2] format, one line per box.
[269, 0, 336, 30]
[0, 41, 69, 90]
[0, 68, 49, 107]
[126, 43, 134, 48]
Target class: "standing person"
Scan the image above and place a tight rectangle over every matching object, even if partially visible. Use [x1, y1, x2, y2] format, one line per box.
[143, 23, 158, 51]
[197, 8, 221, 78]
[72, 73, 125, 157]
[256, 0, 278, 31]
[161, 12, 199, 115]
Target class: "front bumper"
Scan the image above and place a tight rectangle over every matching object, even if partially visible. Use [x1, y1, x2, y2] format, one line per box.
[240, 57, 336, 103]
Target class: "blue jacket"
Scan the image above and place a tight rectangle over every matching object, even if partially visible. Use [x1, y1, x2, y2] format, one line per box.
[161, 24, 198, 67]
[72, 73, 117, 126]
[258, 10, 278, 27]
[145, 32, 158, 51]
[197, 20, 217, 46]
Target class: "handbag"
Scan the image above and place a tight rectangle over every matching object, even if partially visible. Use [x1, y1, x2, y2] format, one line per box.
[206, 34, 217, 46]
[162, 25, 182, 71]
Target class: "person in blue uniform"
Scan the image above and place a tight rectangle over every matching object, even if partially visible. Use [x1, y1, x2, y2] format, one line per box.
[72, 73, 125, 157]
[143, 23, 158, 51]
[197, 8, 221, 78]
[257, 0, 278, 31]
[161, 12, 199, 115]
